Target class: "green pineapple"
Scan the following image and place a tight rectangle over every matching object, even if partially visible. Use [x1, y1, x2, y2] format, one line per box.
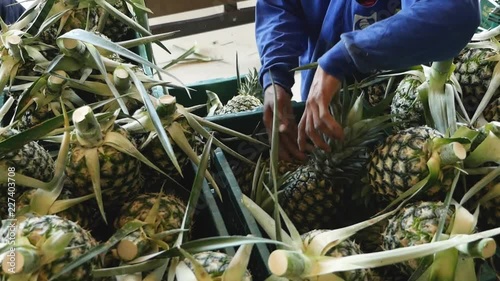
[382, 201, 453, 277]
[65, 106, 143, 216]
[215, 68, 263, 115]
[362, 75, 402, 108]
[390, 75, 426, 131]
[0, 128, 55, 218]
[367, 126, 455, 203]
[0, 215, 99, 280]
[279, 87, 391, 233]
[454, 47, 500, 119]
[178, 251, 252, 280]
[302, 230, 377, 281]
[114, 192, 188, 261]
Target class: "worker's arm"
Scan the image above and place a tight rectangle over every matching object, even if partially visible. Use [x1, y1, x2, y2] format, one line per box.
[318, 0, 481, 80]
[0, 0, 25, 24]
[255, 0, 309, 93]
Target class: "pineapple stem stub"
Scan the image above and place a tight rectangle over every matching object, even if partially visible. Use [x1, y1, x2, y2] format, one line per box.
[1, 247, 40, 275]
[438, 142, 467, 166]
[268, 250, 311, 278]
[73, 106, 104, 147]
[47, 71, 67, 93]
[6, 35, 22, 59]
[455, 238, 497, 259]
[157, 95, 177, 118]
[59, 38, 86, 57]
[113, 67, 131, 92]
[116, 231, 152, 262]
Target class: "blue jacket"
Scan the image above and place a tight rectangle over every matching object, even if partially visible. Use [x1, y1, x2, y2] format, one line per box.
[255, 0, 481, 101]
[1, 0, 25, 24]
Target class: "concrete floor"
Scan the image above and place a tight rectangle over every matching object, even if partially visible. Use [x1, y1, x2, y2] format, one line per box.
[149, 13, 302, 101]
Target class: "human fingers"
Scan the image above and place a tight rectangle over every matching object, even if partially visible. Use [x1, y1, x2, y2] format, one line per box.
[316, 104, 344, 141]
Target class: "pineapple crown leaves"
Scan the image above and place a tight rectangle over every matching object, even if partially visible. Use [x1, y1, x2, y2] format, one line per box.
[69, 106, 179, 222]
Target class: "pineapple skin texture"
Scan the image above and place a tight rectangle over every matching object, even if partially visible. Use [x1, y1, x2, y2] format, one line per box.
[1, 215, 99, 280]
[382, 201, 453, 277]
[216, 95, 263, 115]
[114, 193, 187, 246]
[0, 129, 55, 218]
[182, 251, 252, 280]
[390, 75, 425, 131]
[280, 165, 344, 234]
[455, 48, 500, 118]
[65, 128, 143, 205]
[367, 126, 452, 202]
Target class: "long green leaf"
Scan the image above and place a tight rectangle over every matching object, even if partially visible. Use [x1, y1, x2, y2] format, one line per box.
[124, 66, 182, 174]
[178, 135, 213, 244]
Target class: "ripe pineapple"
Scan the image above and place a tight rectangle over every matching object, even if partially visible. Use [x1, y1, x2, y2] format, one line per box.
[0, 215, 99, 280]
[454, 47, 500, 119]
[178, 251, 252, 281]
[0, 128, 55, 218]
[367, 126, 454, 203]
[215, 68, 263, 115]
[302, 230, 377, 281]
[382, 201, 454, 277]
[362, 75, 402, 108]
[280, 89, 391, 233]
[65, 107, 143, 213]
[390, 75, 426, 131]
[114, 193, 186, 260]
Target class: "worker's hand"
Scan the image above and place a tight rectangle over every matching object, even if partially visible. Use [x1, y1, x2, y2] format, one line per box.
[263, 84, 307, 162]
[298, 66, 344, 153]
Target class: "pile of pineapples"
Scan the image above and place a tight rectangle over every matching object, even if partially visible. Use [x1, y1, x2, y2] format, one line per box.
[0, 0, 275, 280]
[229, 29, 500, 281]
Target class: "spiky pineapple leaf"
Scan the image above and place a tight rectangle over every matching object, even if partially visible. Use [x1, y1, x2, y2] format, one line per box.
[24, 0, 56, 36]
[49, 221, 146, 281]
[118, 31, 178, 50]
[92, 258, 169, 277]
[176, 135, 213, 245]
[157, 236, 289, 259]
[123, 65, 182, 175]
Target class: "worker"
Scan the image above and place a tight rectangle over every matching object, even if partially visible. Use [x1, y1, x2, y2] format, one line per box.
[256, 0, 480, 161]
[0, 0, 25, 24]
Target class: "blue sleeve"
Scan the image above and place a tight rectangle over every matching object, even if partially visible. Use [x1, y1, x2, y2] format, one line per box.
[255, 0, 308, 93]
[318, 0, 481, 81]
[1, 0, 25, 24]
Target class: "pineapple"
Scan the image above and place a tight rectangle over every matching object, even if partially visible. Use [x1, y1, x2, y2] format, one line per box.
[114, 192, 188, 260]
[0, 128, 55, 218]
[382, 201, 454, 277]
[178, 251, 252, 281]
[279, 88, 391, 233]
[367, 126, 455, 203]
[0, 215, 99, 280]
[65, 107, 143, 215]
[454, 47, 500, 119]
[302, 230, 377, 281]
[38, 0, 100, 48]
[362, 75, 402, 108]
[98, 0, 134, 42]
[215, 68, 263, 115]
[390, 75, 426, 131]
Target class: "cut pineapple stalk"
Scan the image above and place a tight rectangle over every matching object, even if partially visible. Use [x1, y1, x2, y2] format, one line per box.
[114, 66, 131, 92]
[1, 247, 40, 275]
[439, 142, 467, 166]
[116, 230, 152, 262]
[73, 105, 104, 146]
